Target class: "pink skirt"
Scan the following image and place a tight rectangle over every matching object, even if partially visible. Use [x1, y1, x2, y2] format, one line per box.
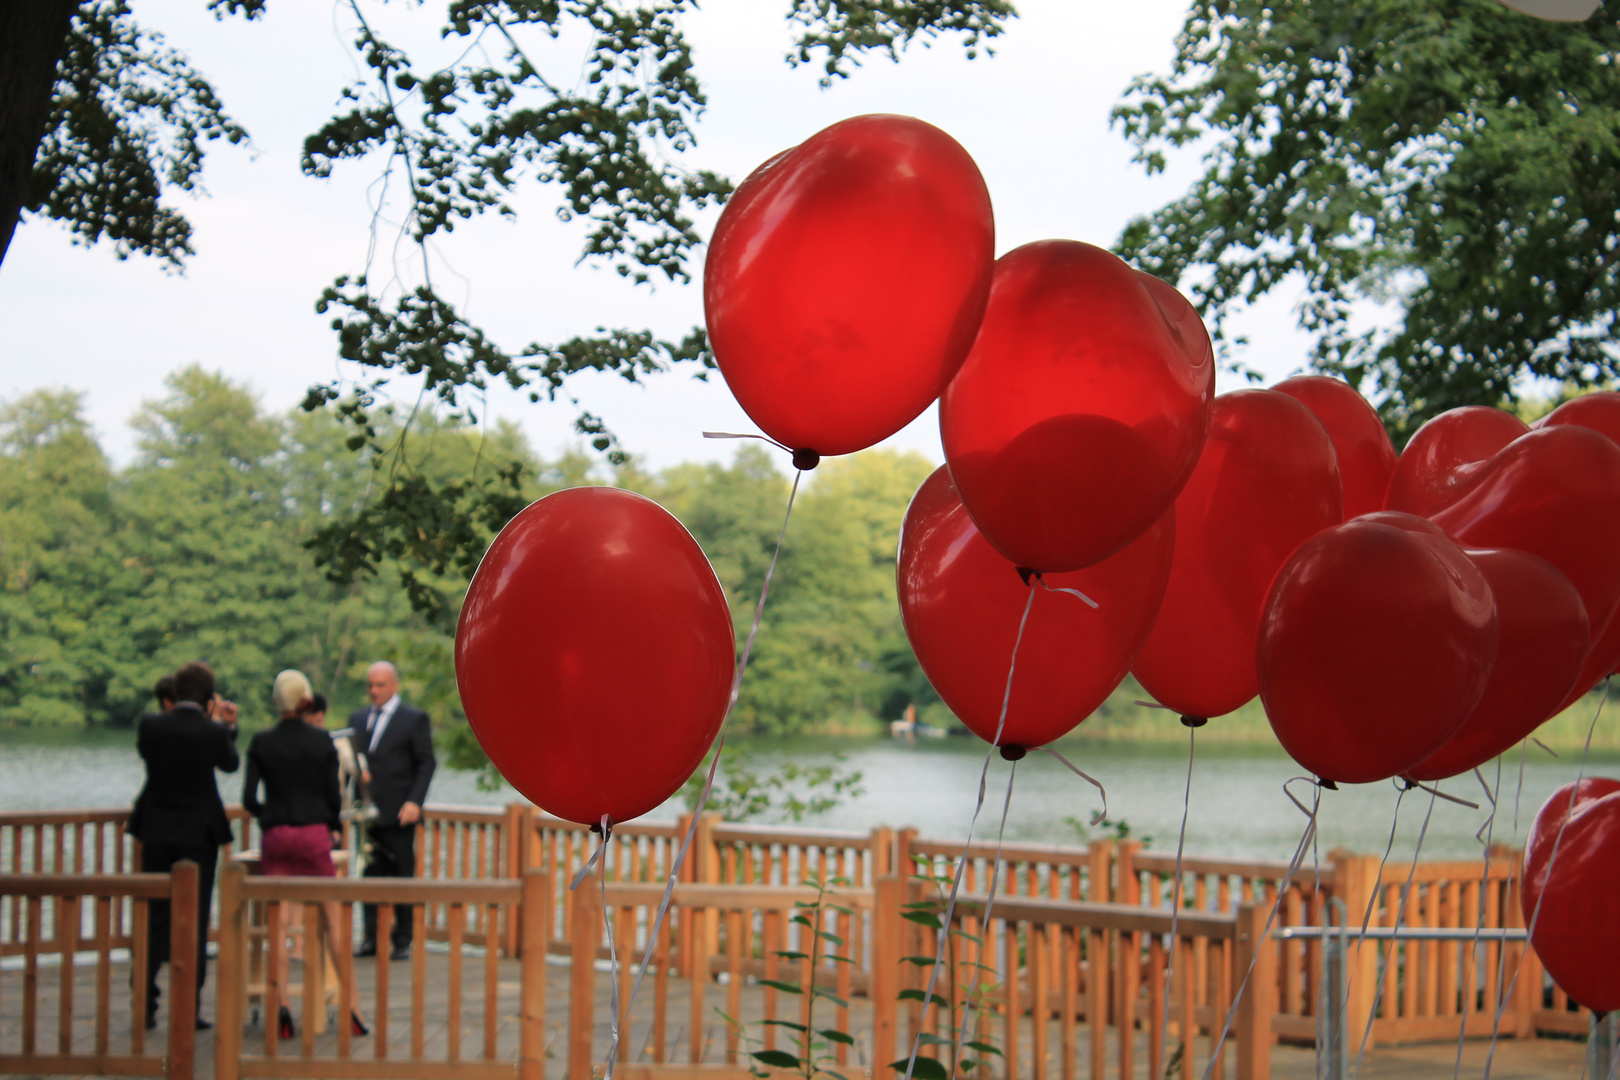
[260, 823, 336, 876]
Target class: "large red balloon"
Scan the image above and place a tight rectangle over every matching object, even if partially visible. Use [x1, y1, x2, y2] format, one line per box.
[1384, 406, 1528, 517]
[455, 488, 735, 825]
[1132, 390, 1343, 720]
[704, 114, 995, 458]
[1405, 549, 1588, 781]
[897, 466, 1175, 749]
[1522, 778, 1620, 1013]
[1430, 425, 1620, 696]
[1534, 392, 1620, 704]
[939, 240, 1213, 573]
[1272, 376, 1396, 519]
[1257, 514, 1498, 785]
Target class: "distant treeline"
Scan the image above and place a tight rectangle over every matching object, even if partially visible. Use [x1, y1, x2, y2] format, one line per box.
[0, 366, 948, 736]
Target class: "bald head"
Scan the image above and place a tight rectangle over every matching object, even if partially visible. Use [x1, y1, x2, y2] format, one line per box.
[365, 661, 399, 706]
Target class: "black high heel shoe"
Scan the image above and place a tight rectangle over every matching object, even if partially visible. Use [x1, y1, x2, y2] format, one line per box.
[350, 1010, 370, 1037]
[277, 1005, 295, 1040]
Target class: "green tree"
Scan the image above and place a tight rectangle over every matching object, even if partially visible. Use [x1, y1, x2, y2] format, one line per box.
[0, 389, 118, 723]
[735, 449, 936, 733]
[1112, 3, 1620, 437]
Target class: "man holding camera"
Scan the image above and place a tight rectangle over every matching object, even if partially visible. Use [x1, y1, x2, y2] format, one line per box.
[350, 660, 435, 960]
[127, 661, 239, 1030]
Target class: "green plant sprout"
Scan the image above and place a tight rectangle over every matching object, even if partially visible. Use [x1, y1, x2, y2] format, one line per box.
[1063, 814, 1150, 847]
[889, 853, 1003, 1080]
[725, 873, 856, 1080]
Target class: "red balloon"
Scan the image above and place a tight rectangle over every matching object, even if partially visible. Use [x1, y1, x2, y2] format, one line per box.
[1257, 514, 1498, 785]
[1271, 376, 1396, 519]
[704, 114, 995, 457]
[939, 241, 1214, 572]
[1384, 406, 1528, 517]
[455, 488, 735, 826]
[1534, 392, 1620, 701]
[1522, 778, 1620, 1013]
[1534, 390, 1620, 438]
[1132, 390, 1343, 720]
[897, 466, 1175, 749]
[1430, 426, 1620, 691]
[1404, 549, 1588, 781]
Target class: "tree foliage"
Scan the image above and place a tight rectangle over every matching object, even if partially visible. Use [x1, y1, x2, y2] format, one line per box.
[1, 373, 938, 739]
[26, 0, 246, 267]
[1112, 2, 1620, 436]
[11, 0, 1015, 612]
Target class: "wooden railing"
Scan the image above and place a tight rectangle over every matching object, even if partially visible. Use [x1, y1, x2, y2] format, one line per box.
[213, 862, 547, 1080]
[0, 865, 198, 1080]
[1, 804, 1589, 1080]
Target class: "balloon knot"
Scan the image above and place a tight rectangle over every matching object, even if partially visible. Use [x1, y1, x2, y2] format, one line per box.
[791, 448, 821, 471]
[1399, 777, 1418, 792]
[999, 744, 1027, 761]
[1318, 779, 1339, 791]
[1179, 715, 1207, 729]
[1015, 566, 1037, 586]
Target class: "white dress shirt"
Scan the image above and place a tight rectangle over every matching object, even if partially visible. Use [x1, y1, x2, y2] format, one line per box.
[367, 694, 402, 753]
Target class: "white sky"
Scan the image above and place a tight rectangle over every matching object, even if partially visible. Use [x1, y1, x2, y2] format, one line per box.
[0, 0, 1319, 471]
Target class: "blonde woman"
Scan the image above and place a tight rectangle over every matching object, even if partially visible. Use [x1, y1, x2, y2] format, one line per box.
[243, 670, 367, 1037]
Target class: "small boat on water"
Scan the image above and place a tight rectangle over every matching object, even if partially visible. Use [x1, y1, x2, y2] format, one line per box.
[889, 705, 947, 740]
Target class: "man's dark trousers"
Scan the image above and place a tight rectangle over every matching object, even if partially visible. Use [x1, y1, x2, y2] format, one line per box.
[362, 822, 417, 949]
[140, 842, 218, 1016]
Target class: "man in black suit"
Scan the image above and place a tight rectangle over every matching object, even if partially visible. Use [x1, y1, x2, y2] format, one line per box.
[350, 660, 435, 960]
[127, 661, 239, 1030]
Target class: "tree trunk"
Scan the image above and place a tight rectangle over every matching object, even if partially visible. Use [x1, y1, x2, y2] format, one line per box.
[0, 1, 79, 269]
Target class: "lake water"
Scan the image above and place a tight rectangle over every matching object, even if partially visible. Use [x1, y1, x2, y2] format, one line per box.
[3, 726, 1612, 865]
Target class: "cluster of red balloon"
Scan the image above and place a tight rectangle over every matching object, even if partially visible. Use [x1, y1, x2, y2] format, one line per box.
[1260, 391, 1620, 786]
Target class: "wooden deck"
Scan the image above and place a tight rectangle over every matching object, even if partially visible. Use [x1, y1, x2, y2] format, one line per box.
[1, 948, 1589, 1080]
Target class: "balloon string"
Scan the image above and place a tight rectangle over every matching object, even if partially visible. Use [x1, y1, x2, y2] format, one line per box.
[1351, 785, 1439, 1078]
[1032, 572, 1098, 609]
[702, 430, 791, 453]
[1512, 736, 1530, 836]
[605, 469, 804, 1080]
[1405, 779, 1479, 811]
[1340, 780, 1406, 1023]
[900, 585, 1038, 1080]
[949, 759, 1019, 1075]
[1037, 747, 1108, 824]
[598, 821, 622, 1070]
[1200, 778, 1322, 1080]
[1454, 758, 1505, 1080]
[1483, 677, 1610, 1080]
[1159, 723, 1197, 1077]
[570, 815, 614, 892]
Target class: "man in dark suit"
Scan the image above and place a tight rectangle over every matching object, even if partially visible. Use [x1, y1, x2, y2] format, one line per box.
[127, 661, 239, 1030]
[350, 660, 435, 960]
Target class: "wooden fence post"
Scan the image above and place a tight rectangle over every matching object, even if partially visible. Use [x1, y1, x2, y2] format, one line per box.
[1331, 852, 1378, 1048]
[676, 812, 696, 978]
[215, 862, 245, 1080]
[168, 860, 199, 1080]
[896, 828, 917, 879]
[873, 875, 902, 1072]
[521, 868, 550, 1080]
[569, 867, 601, 1080]
[870, 827, 895, 880]
[504, 802, 528, 957]
[1088, 839, 1114, 903]
[1234, 902, 1273, 1080]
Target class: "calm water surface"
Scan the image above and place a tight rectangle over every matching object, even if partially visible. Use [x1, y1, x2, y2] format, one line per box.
[1, 727, 1611, 864]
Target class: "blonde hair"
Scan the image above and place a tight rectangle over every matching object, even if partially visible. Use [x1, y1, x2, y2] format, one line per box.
[271, 669, 314, 716]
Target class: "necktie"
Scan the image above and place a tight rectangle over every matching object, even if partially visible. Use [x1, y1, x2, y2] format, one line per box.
[367, 706, 381, 750]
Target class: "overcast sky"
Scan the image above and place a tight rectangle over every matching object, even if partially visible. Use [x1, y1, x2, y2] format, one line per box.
[0, 0, 1319, 471]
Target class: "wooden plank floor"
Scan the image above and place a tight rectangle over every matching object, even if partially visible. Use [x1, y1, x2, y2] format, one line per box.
[0, 950, 1590, 1079]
